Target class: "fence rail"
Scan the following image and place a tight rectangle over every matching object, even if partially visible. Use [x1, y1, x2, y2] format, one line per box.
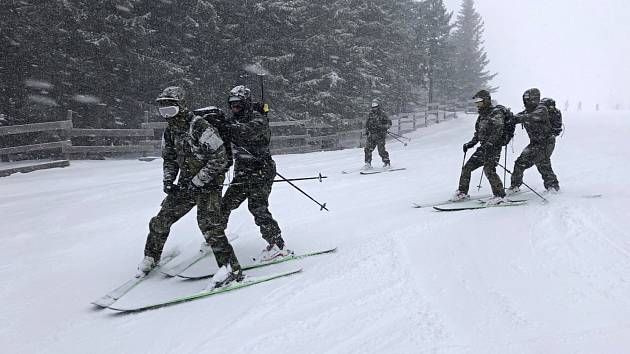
[1, 102, 471, 177]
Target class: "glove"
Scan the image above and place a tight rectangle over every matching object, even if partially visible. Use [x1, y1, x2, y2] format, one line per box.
[226, 158, 234, 169]
[253, 102, 270, 115]
[463, 141, 475, 153]
[203, 112, 226, 129]
[187, 175, 205, 194]
[163, 182, 179, 194]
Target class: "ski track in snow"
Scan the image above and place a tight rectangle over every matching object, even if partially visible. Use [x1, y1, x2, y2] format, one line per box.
[2, 111, 630, 353]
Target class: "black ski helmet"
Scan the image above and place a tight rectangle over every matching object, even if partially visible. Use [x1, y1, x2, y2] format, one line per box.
[523, 88, 541, 108]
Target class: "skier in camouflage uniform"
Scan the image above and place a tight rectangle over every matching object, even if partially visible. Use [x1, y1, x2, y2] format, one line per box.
[138, 86, 242, 284]
[219, 85, 291, 261]
[451, 90, 507, 204]
[506, 88, 560, 194]
[363, 100, 392, 169]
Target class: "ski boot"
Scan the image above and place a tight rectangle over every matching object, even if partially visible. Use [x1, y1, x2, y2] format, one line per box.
[449, 190, 470, 202]
[505, 186, 521, 196]
[136, 256, 156, 278]
[206, 264, 244, 290]
[485, 196, 507, 205]
[259, 236, 294, 262]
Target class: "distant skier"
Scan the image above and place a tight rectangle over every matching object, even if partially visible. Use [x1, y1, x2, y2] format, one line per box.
[219, 85, 291, 262]
[363, 100, 392, 169]
[506, 88, 560, 194]
[451, 90, 507, 204]
[138, 86, 242, 286]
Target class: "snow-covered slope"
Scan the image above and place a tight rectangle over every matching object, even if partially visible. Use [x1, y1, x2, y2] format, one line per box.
[2, 111, 630, 354]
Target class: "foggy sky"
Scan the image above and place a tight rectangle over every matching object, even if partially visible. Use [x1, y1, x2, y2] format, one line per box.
[444, 0, 630, 111]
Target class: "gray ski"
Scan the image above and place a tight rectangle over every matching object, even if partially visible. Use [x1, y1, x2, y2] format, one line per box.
[91, 252, 179, 308]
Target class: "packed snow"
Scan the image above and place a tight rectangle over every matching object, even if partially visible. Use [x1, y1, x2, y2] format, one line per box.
[1, 110, 630, 353]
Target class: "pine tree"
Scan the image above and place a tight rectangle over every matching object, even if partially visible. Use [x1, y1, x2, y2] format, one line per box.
[415, 0, 456, 103]
[451, 0, 496, 100]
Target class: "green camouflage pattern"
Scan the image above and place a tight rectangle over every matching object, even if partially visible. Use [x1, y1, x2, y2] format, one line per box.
[144, 109, 239, 271]
[458, 143, 505, 197]
[510, 102, 559, 190]
[162, 111, 228, 187]
[220, 107, 283, 247]
[364, 107, 392, 164]
[514, 104, 553, 144]
[458, 105, 506, 197]
[466, 106, 505, 147]
[510, 137, 559, 190]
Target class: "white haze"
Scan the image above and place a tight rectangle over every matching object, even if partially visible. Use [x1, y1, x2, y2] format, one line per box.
[444, 0, 630, 111]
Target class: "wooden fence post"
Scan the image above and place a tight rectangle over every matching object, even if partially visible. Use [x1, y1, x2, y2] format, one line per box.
[64, 110, 73, 160]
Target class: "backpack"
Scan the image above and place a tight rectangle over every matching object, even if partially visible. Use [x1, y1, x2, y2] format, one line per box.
[541, 98, 563, 136]
[493, 105, 516, 146]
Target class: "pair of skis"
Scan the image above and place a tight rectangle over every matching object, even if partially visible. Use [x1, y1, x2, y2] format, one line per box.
[413, 190, 528, 211]
[414, 191, 603, 212]
[341, 167, 406, 175]
[92, 247, 337, 313]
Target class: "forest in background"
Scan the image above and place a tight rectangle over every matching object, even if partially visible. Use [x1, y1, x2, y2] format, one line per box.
[0, 0, 494, 130]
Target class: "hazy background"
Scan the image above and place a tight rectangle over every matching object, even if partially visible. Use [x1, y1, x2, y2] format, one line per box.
[444, 0, 630, 111]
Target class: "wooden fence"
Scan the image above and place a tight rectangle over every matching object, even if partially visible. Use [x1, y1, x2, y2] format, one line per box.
[1, 102, 470, 177]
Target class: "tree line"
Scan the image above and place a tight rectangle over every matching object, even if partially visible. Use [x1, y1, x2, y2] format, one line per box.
[0, 0, 494, 130]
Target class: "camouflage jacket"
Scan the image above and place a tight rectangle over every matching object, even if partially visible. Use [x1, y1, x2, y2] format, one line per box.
[225, 108, 273, 170]
[365, 108, 392, 136]
[515, 104, 553, 144]
[162, 110, 227, 187]
[468, 106, 504, 146]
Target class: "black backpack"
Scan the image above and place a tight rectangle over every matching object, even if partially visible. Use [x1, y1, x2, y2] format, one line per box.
[493, 105, 516, 146]
[541, 98, 563, 136]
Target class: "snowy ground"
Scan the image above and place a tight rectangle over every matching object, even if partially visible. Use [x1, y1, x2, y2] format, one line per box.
[1, 110, 630, 354]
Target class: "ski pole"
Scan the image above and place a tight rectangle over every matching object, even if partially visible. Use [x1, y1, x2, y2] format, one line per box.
[462, 151, 467, 169]
[257, 73, 268, 117]
[223, 174, 327, 186]
[387, 131, 411, 141]
[503, 145, 507, 187]
[497, 162, 548, 203]
[476, 171, 484, 191]
[274, 170, 329, 211]
[387, 132, 408, 146]
[238, 145, 329, 211]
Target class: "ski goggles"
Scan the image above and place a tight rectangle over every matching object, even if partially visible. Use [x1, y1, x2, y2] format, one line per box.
[158, 105, 179, 118]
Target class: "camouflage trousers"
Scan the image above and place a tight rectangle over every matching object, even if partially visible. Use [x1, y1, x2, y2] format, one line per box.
[220, 161, 282, 246]
[364, 133, 390, 164]
[458, 143, 505, 197]
[144, 181, 240, 270]
[510, 138, 559, 190]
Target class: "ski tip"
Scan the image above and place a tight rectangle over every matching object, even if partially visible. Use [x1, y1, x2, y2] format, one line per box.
[91, 300, 113, 309]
